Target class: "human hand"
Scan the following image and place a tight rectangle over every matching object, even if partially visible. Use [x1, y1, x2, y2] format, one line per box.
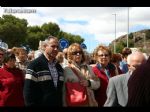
[80, 80, 89, 87]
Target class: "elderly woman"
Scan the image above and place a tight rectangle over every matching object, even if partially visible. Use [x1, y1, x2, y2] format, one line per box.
[63, 43, 100, 107]
[92, 45, 116, 107]
[0, 52, 24, 106]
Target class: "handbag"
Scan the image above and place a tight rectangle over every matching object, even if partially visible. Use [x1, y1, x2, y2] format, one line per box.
[65, 67, 88, 106]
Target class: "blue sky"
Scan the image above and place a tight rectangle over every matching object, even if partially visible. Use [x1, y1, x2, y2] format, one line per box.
[1, 7, 150, 53]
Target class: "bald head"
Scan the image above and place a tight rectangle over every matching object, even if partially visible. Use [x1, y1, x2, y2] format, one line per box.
[127, 52, 147, 70]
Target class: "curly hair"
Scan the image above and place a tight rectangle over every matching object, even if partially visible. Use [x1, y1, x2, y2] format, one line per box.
[93, 45, 112, 61]
[67, 43, 86, 64]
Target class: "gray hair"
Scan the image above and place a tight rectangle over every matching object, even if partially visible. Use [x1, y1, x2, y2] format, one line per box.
[44, 36, 58, 44]
[127, 51, 147, 65]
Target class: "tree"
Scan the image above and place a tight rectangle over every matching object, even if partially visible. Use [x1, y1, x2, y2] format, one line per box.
[0, 15, 28, 48]
[41, 22, 60, 36]
[26, 26, 46, 50]
[0, 15, 85, 50]
[57, 31, 84, 45]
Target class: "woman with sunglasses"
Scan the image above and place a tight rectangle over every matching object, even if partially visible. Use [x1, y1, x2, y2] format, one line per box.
[92, 45, 116, 107]
[63, 43, 100, 107]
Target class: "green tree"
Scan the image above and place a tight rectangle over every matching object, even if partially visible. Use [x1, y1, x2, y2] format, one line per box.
[116, 42, 124, 53]
[0, 15, 28, 48]
[57, 31, 84, 45]
[26, 26, 46, 50]
[0, 15, 85, 50]
[128, 38, 134, 48]
[41, 22, 60, 36]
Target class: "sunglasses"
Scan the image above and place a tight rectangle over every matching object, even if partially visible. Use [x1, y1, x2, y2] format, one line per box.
[98, 54, 109, 57]
[72, 51, 82, 55]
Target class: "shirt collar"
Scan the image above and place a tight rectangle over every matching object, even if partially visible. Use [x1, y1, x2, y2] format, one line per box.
[49, 59, 57, 66]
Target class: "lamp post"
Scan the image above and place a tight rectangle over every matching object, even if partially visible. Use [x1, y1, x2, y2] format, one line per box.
[112, 13, 117, 53]
[127, 7, 129, 48]
[143, 33, 146, 49]
[134, 33, 136, 47]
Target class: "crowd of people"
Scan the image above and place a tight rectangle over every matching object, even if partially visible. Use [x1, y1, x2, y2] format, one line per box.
[0, 35, 150, 107]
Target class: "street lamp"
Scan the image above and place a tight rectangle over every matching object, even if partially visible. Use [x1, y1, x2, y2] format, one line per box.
[143, 33, 146, 49]
[112, 13, 117, 53]
[127, 7, 130, 48]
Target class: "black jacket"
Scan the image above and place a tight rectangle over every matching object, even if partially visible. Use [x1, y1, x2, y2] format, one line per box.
[23, 54, 64, 106]
[127, 57, 150, 106]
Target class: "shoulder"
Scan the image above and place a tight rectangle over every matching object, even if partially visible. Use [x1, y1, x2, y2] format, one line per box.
[15, 67, 23, 72]
[92, 65, 98, 71]
[56, 62, 63, 71]
[64, 66, 72, 72]
[109, 74, 126, 84]
[28, 55, 46, 67]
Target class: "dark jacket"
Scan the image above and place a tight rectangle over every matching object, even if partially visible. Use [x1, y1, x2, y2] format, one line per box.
[127, 57, 150, 106]
[23, 54, 64, 106]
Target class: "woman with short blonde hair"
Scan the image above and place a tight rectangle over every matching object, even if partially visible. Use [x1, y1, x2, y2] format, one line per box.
[63, 43, 100, 107]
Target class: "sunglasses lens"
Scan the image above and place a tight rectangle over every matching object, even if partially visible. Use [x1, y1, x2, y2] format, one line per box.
[72, 51, 82, 55]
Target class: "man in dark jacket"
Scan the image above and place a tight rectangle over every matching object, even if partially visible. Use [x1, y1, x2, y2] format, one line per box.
[23, 36, 64, 106]
[127, 54, 150, 106]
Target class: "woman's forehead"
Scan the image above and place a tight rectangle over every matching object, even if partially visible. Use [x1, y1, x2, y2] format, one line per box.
[98, 50, 108, 54]
[72, 46, 81, 51]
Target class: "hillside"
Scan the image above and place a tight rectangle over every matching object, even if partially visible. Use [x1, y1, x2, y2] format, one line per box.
[110, 29, 150, 55]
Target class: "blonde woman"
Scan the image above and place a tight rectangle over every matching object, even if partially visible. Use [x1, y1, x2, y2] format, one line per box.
[63, 43, 100, 107]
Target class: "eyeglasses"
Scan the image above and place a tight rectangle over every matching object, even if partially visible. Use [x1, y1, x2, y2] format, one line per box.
[98, 54, 109, 57]
[72, 51, 82, 55]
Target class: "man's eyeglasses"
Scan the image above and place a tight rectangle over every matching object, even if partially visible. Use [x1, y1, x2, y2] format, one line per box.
[72, 51, 82, 55]
[98, 54, 109, 57]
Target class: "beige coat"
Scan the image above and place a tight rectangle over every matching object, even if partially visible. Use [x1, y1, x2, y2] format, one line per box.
[63, 63, 100, 107]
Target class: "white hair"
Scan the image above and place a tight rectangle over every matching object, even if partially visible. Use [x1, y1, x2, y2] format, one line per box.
[127, 51, 147, 65]
[38, 40, 47, 51]
[34, 50, 42, 59]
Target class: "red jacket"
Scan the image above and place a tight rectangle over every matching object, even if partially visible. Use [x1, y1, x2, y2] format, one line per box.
[92, 64, 116, 107]
[0, 65, 25, 106]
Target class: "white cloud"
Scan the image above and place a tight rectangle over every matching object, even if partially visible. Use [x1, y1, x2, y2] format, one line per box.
[0, 7, 150, 52]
